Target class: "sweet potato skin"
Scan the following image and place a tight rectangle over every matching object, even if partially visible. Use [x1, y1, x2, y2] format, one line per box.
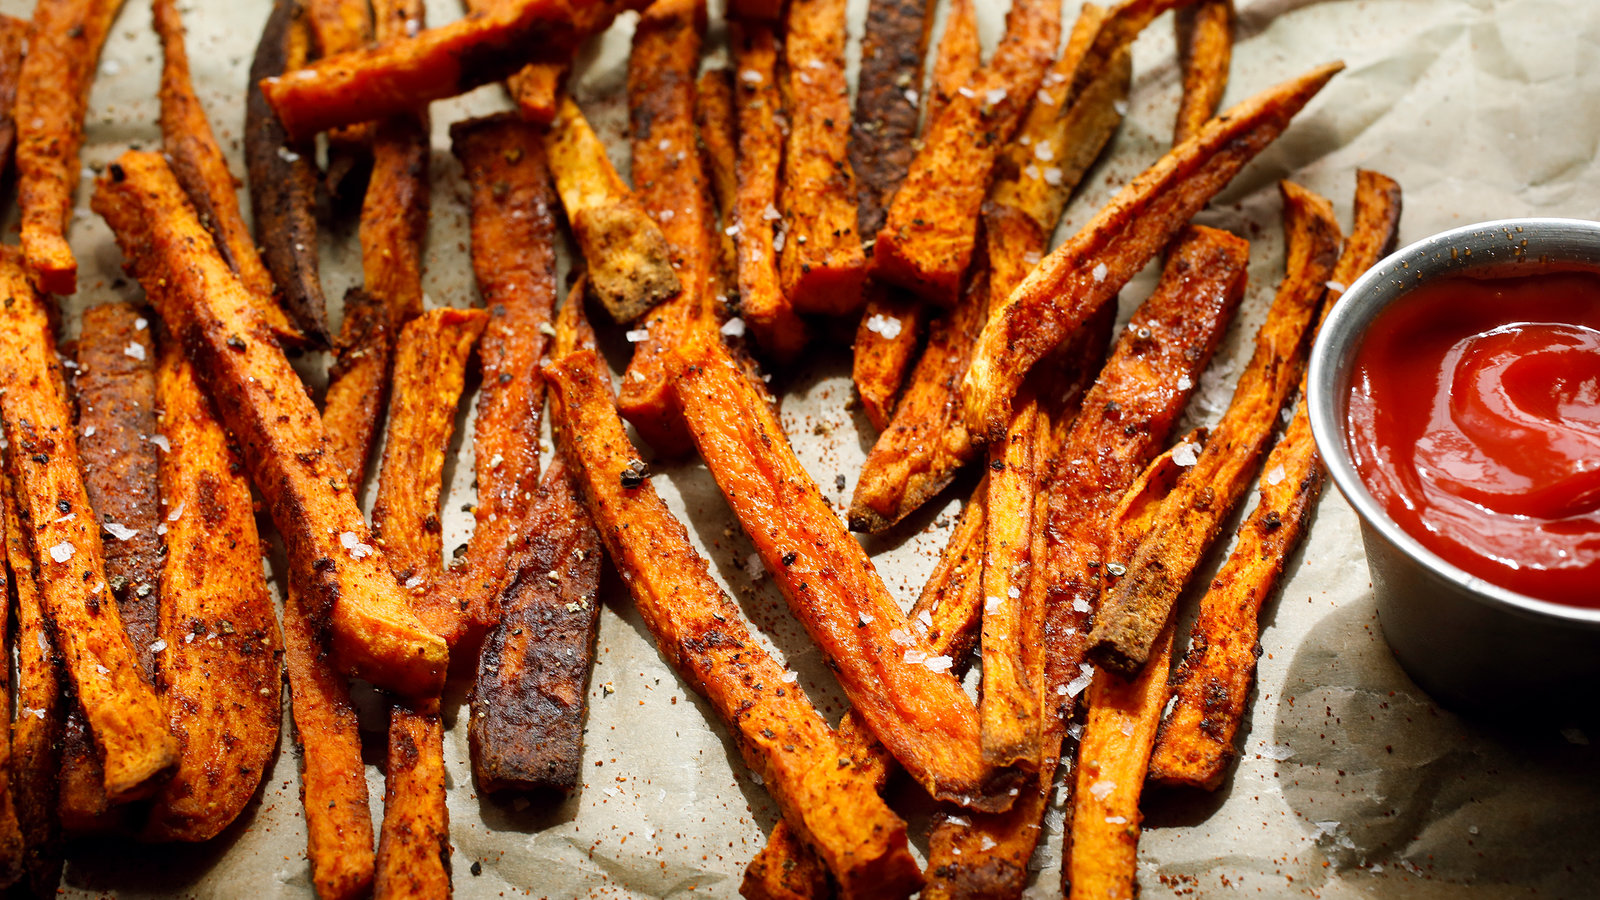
[143, 344, 282, 843]
[0, 16, 29, 180]
[15, 0, 125, 295]
[544, 96, 680, 324]
[548, 348, 923, 899]
[962, 62, 1344, 436]
[0, 248, 178, 804]
[1173, 0, 1234, 144]
[246, 0, 331, 345]
[92, 151, 447, 699]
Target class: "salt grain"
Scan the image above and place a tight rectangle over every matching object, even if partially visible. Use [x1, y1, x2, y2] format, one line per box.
[123, 342, 146, 361]
[1089, 780, 1115, 800]
[903, 648, 928, 665]
[1092, 262, 1108, 283]
[984, 88, 1007, 106]
[1172, 441, 1201, 467]
[889, 628, 913, 646]
[1266, 465, 1287, 486]
[48, 541, 74, 563]
[1263, 742, 1295, 761]
[781, 670, 798, 683]
[721, 317, 747, 338]
[864, 314, 902, 340]
[1065, 663, 1094, 697]
[1325, 280, 1347, 293]
[1105, 816, 1128, 825]
[83, 425, 96, 437]
[744, 553, 765, 581]
[1033, 141, 1054, 162]
[149, 434, 171, 452]
[340, 531, 374, 560]
[150, 639, 167, 653]
[1072, 598, 1091, 613]
[1114, 99, 1129, 116]
[105, 521, 140, 541]
[1176, 374, 1193, 391]
[625, 329, 650, 343]
[924, 655, 954, 673]
[134, 317, 148, 331]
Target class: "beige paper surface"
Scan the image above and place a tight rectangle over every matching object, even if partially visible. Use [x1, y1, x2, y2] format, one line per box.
[12, 0, 1598, 896]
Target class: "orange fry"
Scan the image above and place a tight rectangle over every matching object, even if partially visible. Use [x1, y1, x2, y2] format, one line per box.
[926, 0, 978, 130]
[1088, 181, 1342, 674]
[0, 16, 29, 180]
[16, 0, 126, 295]
[361, 0, 430, 334]
[0, 494, 23, 886]
[1173, 0, 1234, 144]
[547, 349, 922, 899]
[962, 62, 1343, 435]
[462, 0, 566, 123]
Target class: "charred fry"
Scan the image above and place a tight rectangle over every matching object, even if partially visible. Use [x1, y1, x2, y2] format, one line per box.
[0, 248, 177, 803]
[0, 16, 28, 179]
[260, 0, 634, 142]
[1151, 171, 1401, 789]
[247, 0, 331, 344]
[93, 150, 447, 699]
[962, 62, 1343, 435]
[545, 96, 680, 323]
[547, 348, 922, 898]
[779, 0, 868, 315]
[1088, 182, 1342, 675]
[1173, 0, 1233, 144]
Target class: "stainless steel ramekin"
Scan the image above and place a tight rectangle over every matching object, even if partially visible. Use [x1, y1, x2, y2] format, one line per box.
[1307, 218, 1600, 715]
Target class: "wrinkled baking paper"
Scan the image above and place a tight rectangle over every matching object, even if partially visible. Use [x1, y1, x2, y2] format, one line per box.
[12, 0, 1598, 896]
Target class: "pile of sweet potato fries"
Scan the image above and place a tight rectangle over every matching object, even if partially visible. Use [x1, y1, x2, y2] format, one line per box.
[0, 0, 1405, 896]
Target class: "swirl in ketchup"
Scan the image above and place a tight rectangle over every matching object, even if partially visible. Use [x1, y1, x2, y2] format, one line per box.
[1347, 269, 1600, 608]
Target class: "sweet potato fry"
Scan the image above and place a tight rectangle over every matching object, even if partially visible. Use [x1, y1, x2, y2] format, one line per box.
[307, 0, 371, 56]
[962, 62, 1343, 435]
[779, 0, 868, 315]
[926, 0, 978, 131]
[5, 462, 63, 897]
[546, 348, 922, 899]
[1173, 0, 1233, 144]
[1088, 182, 1342, 675]
[92, 150, 447, 699]
[247, 0, 331, 345]
[322, 288, 393, 489]
[143, 344, 282, 843]
[0, 496, 24, 887]
[260, 0, 633, 142]
[698, 68, 739, 281]
[671, 339, 1020, 810]
[617, 0, 719, 455]
[871, 0, 1061, 306]
[15, 0, 125, 295]
[448, 113, 559, 631]
[919, 227, 1246, 900]
[361, 0, 430, 334]
[372, 308, 488, 646]
[545, 96, 680, 323]
[853, 290, 925, 431]
[305, 0, 375, 201]
[730, 22, 808, 364]
[469, 455, 602, 794]
[0, 249, 177, 804]
[1151, 171, 1401, 789]
[0, 16, 28, 179]
[155, 0, 302, 347]
[374, 701, 450, 899]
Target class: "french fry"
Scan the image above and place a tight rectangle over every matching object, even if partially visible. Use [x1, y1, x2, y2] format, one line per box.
[962, 62, 1343, 435]
[671, 338, 1021, 810]
[926, 0, 978, 133]
[322, 288, 393, 489]
[246, 0, 332, 345]
[92, 150, 448, 699]
[852, 290, 924, 431]
[730, 22, 809, 363]
[617, 0, 719, 455]
[1173, 0, 1234, 144]
[0, 248, 178, 803]
[1151, 171, 1401, 789]
[260, 0, 633, 142]
[919, 227, 1247, 899]
[546, 349, 923, 899]
[361, 0, 430, 335]
[544, 96, 680, 323]
[15, 0, 125, 295]
[469, 454, 602, 794]
[0, 493, 23, 887]
[1063, 441, 1194, 900]
[371, 308, 489, 646]
[779, 0, 868, 315]
[1088, 182, 1342, 675]
[0, 16, 28, 179]
[154, 0, 302, 347]
[305, 0, 375, 202]
[143, 343, 282, 843]
[449, 113, 560, 632]
[374, 700, 450, 899]
[698, 69, 739, 282]
[5, 462, 63, 897]
[872, 0, 1061, 306]
[307, 0, 371, 57]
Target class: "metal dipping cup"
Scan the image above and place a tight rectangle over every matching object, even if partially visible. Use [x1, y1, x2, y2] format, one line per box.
[1307, 218, 1600, 715]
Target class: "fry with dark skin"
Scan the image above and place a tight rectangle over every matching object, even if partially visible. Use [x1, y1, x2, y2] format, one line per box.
[449, 113, 560, 631]
[1173, 0, 1234, 144]
[730, 22, 808, 364]
[260, 0, 634, 142]
[871, 0, 1062, 306]
[1151, 171, 1401, 789]
[962, 62, 1343, 435]
[1087, 182, 1342, 675]
[92, 151, 447, 699]
[5, 462, 63, 897]
[920, 228, 1247, 900]
[547, 349, 923, 899]
[926, 0, 978, 129]
[671, 338, 1020, 811]
[544, 96, 680, 324]
[617, 0, 719, 456]
[246, 0, 331, 344]
[0, 16, 29, 179]
[15, 0, 126, 295]
[155, 0, 302, 346]
[143, 343, 283, 843]
[779, 0, 868, 316]
[0, 248, 178, 804]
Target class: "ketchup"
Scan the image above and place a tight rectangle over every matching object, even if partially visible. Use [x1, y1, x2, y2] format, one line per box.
[1347, 269, 1600, 608]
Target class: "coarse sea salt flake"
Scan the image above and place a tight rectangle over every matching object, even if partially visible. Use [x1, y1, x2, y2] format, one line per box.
[958, 86, 976, 99]
[1326, 280, 1347, 293]
[1267, 465, 1287, 486]
[1072, 598, 1091, 613]
[916, 609, 933, 629]
[985, 595, 1002, 613]
[149, 434, 171, 452]
[124, 342, 146, 361]
[904, 88, 919, 106]
[151, 639, 168, 653]
[1065, 663, 1094, 697]
[864, 314, 902, 340]
[924, 655, 953, 673]
[1264, 742, 1295, 761]
[985, 88, 1007, 106]
[1092, 262, 1108, 283]
[167, 501, 186, 522]
[135, 317, 148, 331]
[721, 317, 747, 337]
[1043, 167, 1063, 186]
[49, 541, 74, 563]
[740, 69, 762, 83]
[1106, 816, 1128, 825]
[1034, 141, 1054, 162]
[1177, 374, 1193, 391]
[405, 575, 424, 589]
[1114, 99, 1129, 115]
[1007, 586, 1020, 599]
[889, 628, 913, 646]
[781, 670, 798, 683]
[1089, 780, 1115, 800]
[625, 329, 650, 343]
[1172, 441, 1201, 467]
[83, 425, 96, 437]
[903, 648, 928, 665]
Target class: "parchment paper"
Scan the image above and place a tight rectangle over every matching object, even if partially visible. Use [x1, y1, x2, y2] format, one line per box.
[10, 0, 1599, 896]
